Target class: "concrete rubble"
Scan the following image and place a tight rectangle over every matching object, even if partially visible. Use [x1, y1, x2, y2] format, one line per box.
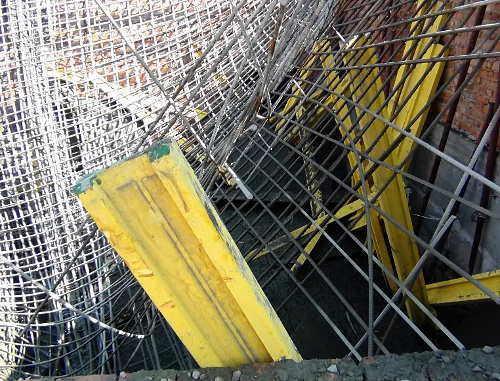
[41, 345, 500, 381]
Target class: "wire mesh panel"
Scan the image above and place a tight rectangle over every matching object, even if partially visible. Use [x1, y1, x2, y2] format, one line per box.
[0, 0, 332, 377]
[1, 0, 500, 378]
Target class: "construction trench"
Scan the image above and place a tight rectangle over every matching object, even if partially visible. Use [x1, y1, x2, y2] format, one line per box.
[1, 0, 500, 379]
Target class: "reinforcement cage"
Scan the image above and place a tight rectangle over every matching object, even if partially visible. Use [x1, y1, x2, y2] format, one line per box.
[1, 0, 500, 378]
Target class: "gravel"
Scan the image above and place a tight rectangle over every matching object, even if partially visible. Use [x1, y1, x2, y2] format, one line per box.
[63, 345, 500, 381]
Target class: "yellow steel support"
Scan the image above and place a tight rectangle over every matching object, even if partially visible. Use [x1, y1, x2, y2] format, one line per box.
[274, 41, 352, 271]
[289, 66, 392, 276]
[290, 231, 323, 272]
[74, 141, 301, 367]
[411, 2, 448, 61]
[292, 157, 325, 272]
[426, 270, 500, 305]
[326, 76, 367, 188]
[344, 35, 429, 324]
[290, 208, 367, 272]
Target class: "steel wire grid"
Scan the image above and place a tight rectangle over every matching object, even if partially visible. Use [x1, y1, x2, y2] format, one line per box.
[1, 0, 500, 378]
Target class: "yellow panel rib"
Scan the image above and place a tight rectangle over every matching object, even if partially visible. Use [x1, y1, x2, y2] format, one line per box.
[275, 40, 331, 136]
[344, 35, 429, 325]
[390, 2, 448, 168]
[426, 270, 500, 305]
[74, 141, 301, 368]
[393, 43, 446, 169]
[387, 0, 435, 117]
[411, 2, 448, 60]
[369, 210, 398, 293]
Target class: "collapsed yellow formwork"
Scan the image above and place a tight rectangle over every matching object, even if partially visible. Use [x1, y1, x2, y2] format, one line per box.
[74, 141, 301, 367]
[343, 34, 430, 325]
[73, 2, 498, 361]
[255, 1, 451, 325]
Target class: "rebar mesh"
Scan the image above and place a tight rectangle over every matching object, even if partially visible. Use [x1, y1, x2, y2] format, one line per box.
[1, 0, 500, 378]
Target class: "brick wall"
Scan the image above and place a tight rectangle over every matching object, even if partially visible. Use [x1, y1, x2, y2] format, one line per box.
[368, 0, 500, 144]
[434, 1, 500, 141]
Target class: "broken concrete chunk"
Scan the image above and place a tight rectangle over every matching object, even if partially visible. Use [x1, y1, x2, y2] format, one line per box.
[231, 370, 241, 381]
[327, 364, 338, 373]
[472, 365, 483, 373]
[442, 356, 451, 364]
[276, 368, 289, 380]
[482, 346, 494, 354]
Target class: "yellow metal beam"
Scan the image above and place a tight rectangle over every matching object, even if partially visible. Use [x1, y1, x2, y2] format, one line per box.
[344, 35, 429, 325]
[327, 76, 366, 188]
[426, 270, 500, 305]
[290, 213, 368, 272]
[74, 141, 301, 367]
[330, 57, 386, 277]
[326, 86, 394, 292]
[288, 68, 386, 274]
[411, 2, 448, 60]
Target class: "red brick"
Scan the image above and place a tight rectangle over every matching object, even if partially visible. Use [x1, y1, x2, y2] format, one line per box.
[478, 95, 491, 105]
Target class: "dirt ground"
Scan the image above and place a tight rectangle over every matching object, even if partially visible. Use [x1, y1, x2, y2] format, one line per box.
[48, 345, 500, 381]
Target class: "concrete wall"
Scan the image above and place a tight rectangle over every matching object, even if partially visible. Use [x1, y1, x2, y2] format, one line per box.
[408, 123, 500, 279]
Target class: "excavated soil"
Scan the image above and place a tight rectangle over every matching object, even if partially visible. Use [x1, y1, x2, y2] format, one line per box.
[51, 345, 500, 381]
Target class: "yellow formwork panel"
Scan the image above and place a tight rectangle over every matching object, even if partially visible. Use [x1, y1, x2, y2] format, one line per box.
[389, 1, 448, 168]
[74, 141, 301, 368]
[292, 70, 393, 278]
[297, 43, 330, 240]
[285, 47, 353, 270]
[289, 207, 368, 272]
[344, 35, 429, 325]
[393, 43, 447, 169]
[426, 270, 500, 305]
[387, 0, 442, 117]
[311, 75, 366, 188]
[369, 210, 398, 293]
[275, 40, 332, 136]
[411, 2, 448, 61]
[322, 68, 399, 295]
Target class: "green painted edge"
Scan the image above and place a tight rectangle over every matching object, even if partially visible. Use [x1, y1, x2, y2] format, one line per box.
[73, 170, 103, 195]
[147, 142, 171, 162]
[73, 139, 172, 195]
